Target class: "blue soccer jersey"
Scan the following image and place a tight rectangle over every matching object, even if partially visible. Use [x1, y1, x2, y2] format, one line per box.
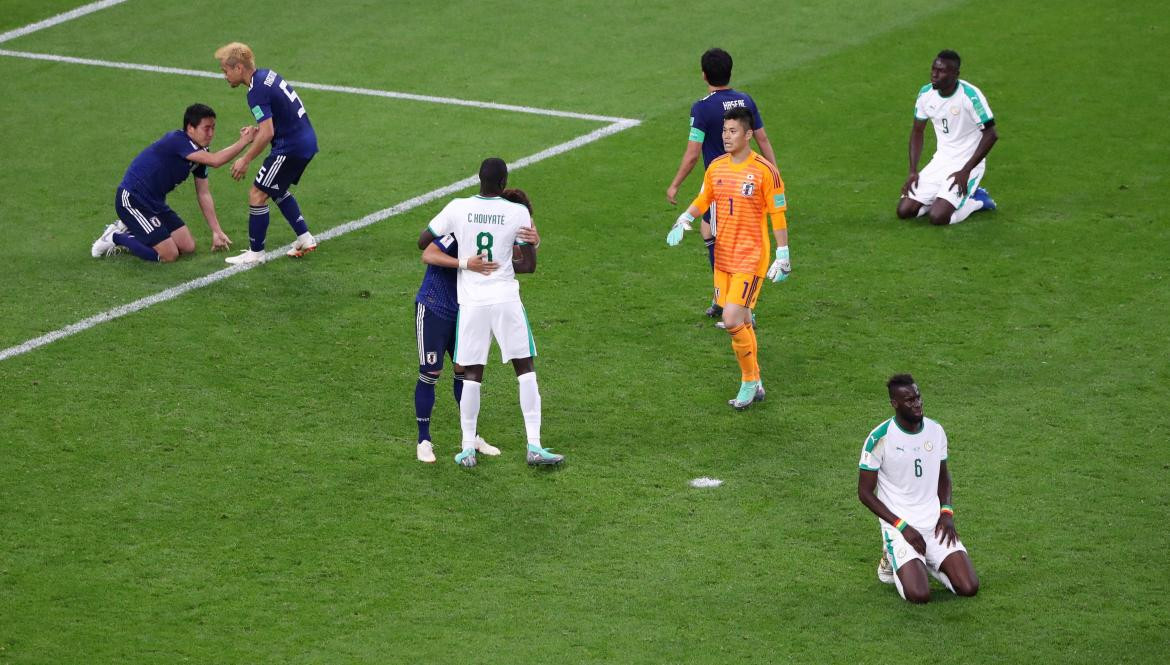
[248, 69, 318, 158]
[689, 89, 764, 167]
[118, 130, 208, 208]
[415, 234, 459, 321]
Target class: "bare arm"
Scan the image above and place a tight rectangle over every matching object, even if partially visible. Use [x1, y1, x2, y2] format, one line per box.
[934, 460, 959, 546]
[859, 469, 926, 555]
[901, 119, 928, 196]
[417, 228, 437, 251]
[231, 119, 274, 180]
[666, 141, 702, 205]
[193, 177, 232, 251]
[421, 243, 498, 274]
[186, 126, 255, 169]
[513, 242, 536, 274]
[753, 127, 779, 170]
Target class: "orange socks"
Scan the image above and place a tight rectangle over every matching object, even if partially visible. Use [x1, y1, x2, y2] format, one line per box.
[726, 322, 760, 382]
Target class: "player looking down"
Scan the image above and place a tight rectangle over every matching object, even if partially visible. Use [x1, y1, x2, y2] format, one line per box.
[897, 50, 998, 225]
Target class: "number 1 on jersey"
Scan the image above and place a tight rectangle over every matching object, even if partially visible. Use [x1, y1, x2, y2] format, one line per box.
[278, 80, 307, 118]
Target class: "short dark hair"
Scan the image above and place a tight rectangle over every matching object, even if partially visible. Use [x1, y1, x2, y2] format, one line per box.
[479, 157, 508, 192]
[183, 103, 216, 131]
[701, 48, 733, 87]
[723, 106, 754, 131]
[501, 188, 532, 213]
[887, 373, 916, 397]
[937, 49, 961, 69]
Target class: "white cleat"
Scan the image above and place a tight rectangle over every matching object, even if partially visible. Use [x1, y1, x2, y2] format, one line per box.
[877, 553, 895, 584]
[474, 435, 501, 456]
[225, 249, 268, 265]
[416, 440, 436, 464]
[90, 223, 119, 258]
[287, 232, 318, 258]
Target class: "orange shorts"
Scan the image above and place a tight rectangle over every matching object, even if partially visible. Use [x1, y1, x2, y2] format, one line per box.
[713, 269, 764, 309]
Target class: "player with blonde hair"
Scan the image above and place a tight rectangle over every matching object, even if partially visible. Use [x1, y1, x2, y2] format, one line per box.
[215, 42, 319, 264]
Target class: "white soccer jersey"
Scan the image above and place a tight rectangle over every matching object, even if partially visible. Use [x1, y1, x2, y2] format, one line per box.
[427, 195, 533, 307]
[858, 417, 949, 528]
[914, 79, 994, 164]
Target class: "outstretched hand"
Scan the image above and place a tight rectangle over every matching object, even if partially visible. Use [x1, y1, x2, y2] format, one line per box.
[230, 157, 249, 181]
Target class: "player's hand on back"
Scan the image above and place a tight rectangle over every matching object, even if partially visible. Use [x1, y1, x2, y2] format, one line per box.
[517, 226, 540, 247]
[901, 172, 920, 196]
[466, 254, 499, 275]
[211, 230, 232, 252]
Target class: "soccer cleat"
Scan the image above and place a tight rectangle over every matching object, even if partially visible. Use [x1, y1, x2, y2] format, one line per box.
[416, 440, 436, 464]
[526, 444, 564, 466]
[454, 448, 477, 467]
[754, 380, 766, 403]
[474, 435, 501, 456]
[705, 303, 723, 318]
[971, 187, 997, 212]
[225, 249, 267, 265]
[728, 380, 761, 411]
[286, 232, 318, 258]
[877, 553, 895, 584]
[90, 223, 119, 258]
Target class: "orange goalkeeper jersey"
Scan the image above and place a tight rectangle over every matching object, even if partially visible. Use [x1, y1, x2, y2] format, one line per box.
[690, 151, 786, 275]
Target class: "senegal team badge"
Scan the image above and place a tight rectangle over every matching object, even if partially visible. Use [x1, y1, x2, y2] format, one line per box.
[925, 441, 934, 452]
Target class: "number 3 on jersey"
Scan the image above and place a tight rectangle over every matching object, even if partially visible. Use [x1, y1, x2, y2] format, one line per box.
[476, 231, 494, 261]
[279, 80, 307, 118]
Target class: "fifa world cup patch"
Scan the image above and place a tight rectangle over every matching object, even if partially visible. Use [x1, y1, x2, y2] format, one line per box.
[251, 105, 265, 121]
[773, 193, 787, 208]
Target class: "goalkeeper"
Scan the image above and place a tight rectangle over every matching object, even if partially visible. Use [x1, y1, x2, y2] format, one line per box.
[666, 107, 791, 410]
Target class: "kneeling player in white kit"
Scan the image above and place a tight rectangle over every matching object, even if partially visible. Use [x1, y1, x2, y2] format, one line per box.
[897, 50, 999, 226]
[418, 158, 564, 468]
[857, 374, 979, 603]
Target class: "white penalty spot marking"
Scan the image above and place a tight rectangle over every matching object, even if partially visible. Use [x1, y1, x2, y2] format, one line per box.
[690, 477, 724, 489]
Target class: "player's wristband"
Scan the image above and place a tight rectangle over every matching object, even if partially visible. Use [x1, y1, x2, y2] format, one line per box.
[940, 505, 954, 517]
[458, 258, 468, 270]
[893, 518, 908, 532]
[678, 211, 695, 225]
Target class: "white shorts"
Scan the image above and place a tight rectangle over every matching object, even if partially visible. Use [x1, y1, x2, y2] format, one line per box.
[454, 301, 537, 366]
[880, 520, 967, 574]
[906, 157, 986, 209]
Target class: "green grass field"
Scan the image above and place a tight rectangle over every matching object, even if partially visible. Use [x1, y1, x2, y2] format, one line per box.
[1, 0, 1168, 662]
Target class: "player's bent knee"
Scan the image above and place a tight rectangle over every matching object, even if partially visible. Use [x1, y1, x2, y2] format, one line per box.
[904, 589, 932, 604]
[955, 578, 979, 597]
[929, 213, 951, 226]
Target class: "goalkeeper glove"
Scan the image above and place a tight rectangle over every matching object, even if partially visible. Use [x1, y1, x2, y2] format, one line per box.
[766, 246, 791, 282]
[666, 212, 694, 246]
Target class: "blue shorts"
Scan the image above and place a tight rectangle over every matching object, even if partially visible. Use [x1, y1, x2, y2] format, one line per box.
[115, 187, 185, 246]
[416, 302, 457, 373]
[254, 153, 313, 197]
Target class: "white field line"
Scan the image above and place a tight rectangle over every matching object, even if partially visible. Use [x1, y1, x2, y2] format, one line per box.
[0, 0, 128, 45]
[0, 49, 631, 124]
[0, 118, 639, 363]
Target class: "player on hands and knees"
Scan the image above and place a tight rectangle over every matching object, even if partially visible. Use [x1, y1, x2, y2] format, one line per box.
[91, 103, 254, 262]
[215, 42, 319, 264]
[857, 374, 980, 603]
[666, 48, 779, 319]
[419, 159, 561, 467]
[667, 107, 791, 410]
[897, 50, 999, 226]
[412, 231, 502, 463]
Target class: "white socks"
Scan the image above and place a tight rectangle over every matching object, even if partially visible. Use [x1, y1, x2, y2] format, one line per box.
[459, 380, 481, 450]
[949, 197, 983, 224]
[517, 372, 542, 446]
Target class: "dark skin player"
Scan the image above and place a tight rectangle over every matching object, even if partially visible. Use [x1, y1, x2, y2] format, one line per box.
[857, 380, 980, 603]
[896, 55, 999, 225]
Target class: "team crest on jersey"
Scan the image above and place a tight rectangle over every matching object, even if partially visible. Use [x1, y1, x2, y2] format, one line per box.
[924, 441, 934, 452]
[741, 182, 756, 197]
[425, 352, 437, 365]
[149, 216, 161, 228]
[950, 106, 960, 116]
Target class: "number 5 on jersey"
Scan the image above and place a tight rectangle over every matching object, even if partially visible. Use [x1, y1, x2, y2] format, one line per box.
[279, 80, 307, 118]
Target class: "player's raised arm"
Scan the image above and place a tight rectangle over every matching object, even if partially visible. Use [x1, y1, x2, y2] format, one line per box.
[187, 126, 255, 169]
[231, 119, 274, 180]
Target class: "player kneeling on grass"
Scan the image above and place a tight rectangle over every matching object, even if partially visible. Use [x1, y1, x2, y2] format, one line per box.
[91, 104, 255, 262]
[667, 106, 791, 410]
[857, 374, 979, 603]
[418, 159, 562, 468]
